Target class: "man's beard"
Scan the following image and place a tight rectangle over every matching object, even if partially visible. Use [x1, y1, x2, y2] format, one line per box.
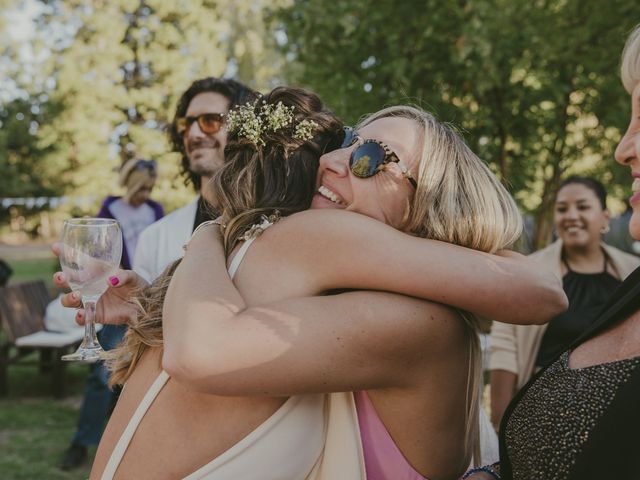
[186, 137, 224, 178]
[190, 160, 220, 178]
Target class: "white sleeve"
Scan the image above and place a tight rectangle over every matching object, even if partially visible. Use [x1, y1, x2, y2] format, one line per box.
[133, 225, 156, 284]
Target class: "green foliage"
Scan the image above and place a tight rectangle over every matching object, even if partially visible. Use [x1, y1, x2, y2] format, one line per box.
[1, 0, 283, 222]
[0, 97, 66, 198]
[3, 0, 640, 247]
[275, 0, 640, 246]
[0, 361, 95, 480]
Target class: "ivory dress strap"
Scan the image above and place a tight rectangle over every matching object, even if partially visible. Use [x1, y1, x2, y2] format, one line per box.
[101, 371, 171, 480]
[227, 237, 257, 280]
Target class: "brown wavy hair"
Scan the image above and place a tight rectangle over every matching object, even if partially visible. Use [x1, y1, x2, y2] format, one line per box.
[213, 86, 344, 256]
[105, 87, 343, 385]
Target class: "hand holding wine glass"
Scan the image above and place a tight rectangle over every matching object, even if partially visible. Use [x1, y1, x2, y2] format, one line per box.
[59, 218, 122, 362]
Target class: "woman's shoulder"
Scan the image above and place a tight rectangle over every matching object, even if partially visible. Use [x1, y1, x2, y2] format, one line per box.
[97, 196, 122, 218]
[272, 209, 400, 239]
[342, 290, 466, 358]
[603, 242, 640, 277]
[282, 208, 383, 225]
[528, 240, 562, 262]
[99, 195, 122, 209]
[144, 198, 165, 218]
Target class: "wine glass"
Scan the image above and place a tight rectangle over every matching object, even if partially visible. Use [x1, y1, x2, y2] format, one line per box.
[59, 218, 122, 362]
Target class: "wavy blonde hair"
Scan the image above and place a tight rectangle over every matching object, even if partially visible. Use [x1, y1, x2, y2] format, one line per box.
[621, 24, 640, 94]
[359, 105, 523, 465]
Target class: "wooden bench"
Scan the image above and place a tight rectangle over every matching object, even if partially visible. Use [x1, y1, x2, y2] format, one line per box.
[0, 280, 86, 398]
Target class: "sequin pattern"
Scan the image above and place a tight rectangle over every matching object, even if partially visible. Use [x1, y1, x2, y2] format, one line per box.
[505, 351, 640, 480]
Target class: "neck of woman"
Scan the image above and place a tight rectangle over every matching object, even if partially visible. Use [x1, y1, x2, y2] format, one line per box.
[562, 241, 605, 273]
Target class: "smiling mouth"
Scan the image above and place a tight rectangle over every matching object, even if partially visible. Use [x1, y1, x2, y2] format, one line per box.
[318, 185, 345, 205]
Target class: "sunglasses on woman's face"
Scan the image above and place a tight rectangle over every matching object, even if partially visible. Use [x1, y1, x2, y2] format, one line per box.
[341, 127, 417, 189]
[176, 113, 225, 136]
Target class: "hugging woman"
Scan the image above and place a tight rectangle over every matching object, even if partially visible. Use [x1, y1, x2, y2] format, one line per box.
[88, 87, 566, 480]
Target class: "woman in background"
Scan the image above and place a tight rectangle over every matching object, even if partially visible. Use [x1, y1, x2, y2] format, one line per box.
[489, 176, 639, 429]
[97, 158, 164, 270]
[465, 23, 640, 480]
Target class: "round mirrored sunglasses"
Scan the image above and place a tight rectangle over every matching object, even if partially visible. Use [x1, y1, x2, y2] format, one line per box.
[341, 126, 417, 189]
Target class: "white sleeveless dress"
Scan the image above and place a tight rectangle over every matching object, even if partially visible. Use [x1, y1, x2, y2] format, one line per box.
[101, 220, 366, 480]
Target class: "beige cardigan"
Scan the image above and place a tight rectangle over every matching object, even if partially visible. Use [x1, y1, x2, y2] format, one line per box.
[489, 240, 640, 388]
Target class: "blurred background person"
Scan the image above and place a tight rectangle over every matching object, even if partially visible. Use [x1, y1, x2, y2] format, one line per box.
[489, 175, 640, 429]
[132, 77, 257, 284]
[98, 159, 165, 270]
[59, 158, 164, 470]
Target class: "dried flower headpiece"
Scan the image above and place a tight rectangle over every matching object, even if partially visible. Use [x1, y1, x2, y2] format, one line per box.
[226, 99, 319, 146]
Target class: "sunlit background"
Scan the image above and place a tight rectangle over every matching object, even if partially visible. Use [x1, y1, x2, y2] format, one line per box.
[1, 0, 639, 250]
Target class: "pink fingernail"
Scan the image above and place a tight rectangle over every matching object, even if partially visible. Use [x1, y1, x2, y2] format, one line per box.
[109, 276, 120, 286]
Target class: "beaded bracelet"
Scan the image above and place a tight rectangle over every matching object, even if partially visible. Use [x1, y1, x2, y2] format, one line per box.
[461, 464, 501, 480]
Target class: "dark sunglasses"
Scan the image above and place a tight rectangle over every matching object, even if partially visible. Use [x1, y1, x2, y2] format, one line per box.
[341, 127, 417, 189]
[176, 113, 225, 136]
[134, 159, 157, 172]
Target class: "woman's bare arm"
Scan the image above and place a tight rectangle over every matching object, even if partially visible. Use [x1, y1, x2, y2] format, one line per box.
[162, 223, 461, 395]
[490, 370, 517, 430]
[245, 209, 566, 325]
[163, 209, 566, 394]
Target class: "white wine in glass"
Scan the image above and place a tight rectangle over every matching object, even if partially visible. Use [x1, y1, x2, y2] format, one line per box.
[59, 218, 122, 362]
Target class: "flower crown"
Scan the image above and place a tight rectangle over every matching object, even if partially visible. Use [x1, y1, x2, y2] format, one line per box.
[225, 99, 319, 146]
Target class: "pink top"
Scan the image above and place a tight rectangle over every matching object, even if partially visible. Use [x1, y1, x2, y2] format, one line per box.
[354, 391, 429, 480]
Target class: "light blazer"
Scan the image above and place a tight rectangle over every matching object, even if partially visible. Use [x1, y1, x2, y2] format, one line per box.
[133, 198, 198, 283]
[489, 239, 640, 388]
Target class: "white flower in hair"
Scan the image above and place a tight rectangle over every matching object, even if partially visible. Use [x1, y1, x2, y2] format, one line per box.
[226, 98, 318, 146]
[294, 119, 319, 141]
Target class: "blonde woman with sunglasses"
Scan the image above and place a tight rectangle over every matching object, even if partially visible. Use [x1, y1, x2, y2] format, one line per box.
[80, 88, 566, 479]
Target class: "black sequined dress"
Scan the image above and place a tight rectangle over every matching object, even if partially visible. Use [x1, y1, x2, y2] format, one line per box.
[498, 266, 640, 480]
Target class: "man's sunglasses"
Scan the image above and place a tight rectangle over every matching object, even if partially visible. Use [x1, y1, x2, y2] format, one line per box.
[341, 127, 417, 189]
[176, 113, 225, 136]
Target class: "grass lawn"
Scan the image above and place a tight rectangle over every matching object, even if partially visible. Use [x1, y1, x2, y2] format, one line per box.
[0, 357, 97, 479]
[1, 254, 98, 478]
[6, 257, 59, 290]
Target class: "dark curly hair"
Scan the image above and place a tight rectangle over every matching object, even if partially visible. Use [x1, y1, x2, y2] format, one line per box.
[168, 77, 258, 191]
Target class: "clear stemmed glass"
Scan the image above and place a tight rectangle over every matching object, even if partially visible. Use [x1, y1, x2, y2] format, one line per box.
[59, 218, 122, 362]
